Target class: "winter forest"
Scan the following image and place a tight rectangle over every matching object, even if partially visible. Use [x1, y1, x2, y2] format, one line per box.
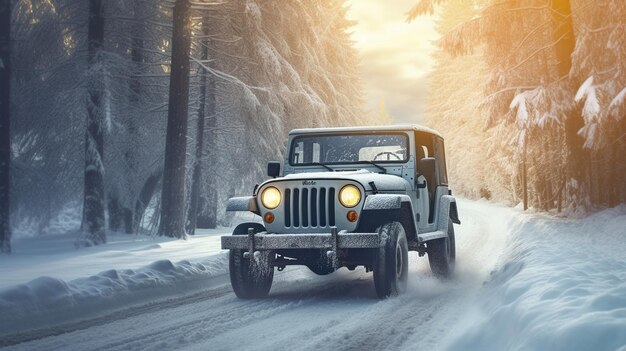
[0, 0, 624, 253]
[413, 0, 626, 214]
[0, 1, 625, 350]
[0, 0, 366, 251]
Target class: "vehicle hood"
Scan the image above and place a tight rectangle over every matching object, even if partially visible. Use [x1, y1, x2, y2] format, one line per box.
[267, 169, 411, 193]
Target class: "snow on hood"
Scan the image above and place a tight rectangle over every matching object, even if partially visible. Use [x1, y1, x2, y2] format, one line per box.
[278, 169, 411, 192]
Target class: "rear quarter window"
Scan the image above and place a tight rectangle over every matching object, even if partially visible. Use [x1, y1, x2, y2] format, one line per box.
[435, 139, 448, 185]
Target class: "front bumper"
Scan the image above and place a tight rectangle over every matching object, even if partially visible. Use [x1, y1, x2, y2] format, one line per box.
[221, 228, 380, 250]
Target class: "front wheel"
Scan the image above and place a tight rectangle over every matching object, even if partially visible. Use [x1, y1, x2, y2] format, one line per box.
[373, 222, 409, 298]
[427, 220, 456, 278]
[229, 223, 274, 299]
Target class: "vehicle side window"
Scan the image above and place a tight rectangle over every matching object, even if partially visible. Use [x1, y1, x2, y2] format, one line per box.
[435, 139, 448, 185]
[419, 145, 429, 158]
[415, 132, 434, 173]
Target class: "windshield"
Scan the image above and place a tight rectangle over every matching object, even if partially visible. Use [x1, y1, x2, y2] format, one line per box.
[289, 133, 409, 166]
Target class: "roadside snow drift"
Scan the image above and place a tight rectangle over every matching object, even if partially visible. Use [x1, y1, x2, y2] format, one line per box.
[0, 231, 229, 337]
[0, 254, 228, 336]
[0, 254, 227, 336]
[446, 205, 626, 351]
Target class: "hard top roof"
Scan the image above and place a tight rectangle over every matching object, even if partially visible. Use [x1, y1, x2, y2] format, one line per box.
[289, 124, 443, 138]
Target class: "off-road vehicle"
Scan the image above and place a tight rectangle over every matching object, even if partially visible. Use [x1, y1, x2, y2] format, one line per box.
[221, 125, 460, 299]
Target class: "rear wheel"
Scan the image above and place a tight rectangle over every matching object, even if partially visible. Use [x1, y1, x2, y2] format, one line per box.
[229, 223, 274, 299]
[373, 222, 409, 298]
[427, 220, 456, 278]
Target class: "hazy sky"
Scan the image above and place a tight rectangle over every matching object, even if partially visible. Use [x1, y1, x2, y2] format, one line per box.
[345, 0, 439, 124]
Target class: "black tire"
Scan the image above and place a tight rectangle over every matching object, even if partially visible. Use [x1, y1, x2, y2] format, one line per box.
[229, 223, 274, 299]
[373, 222, 409, 298]
[427, 220, 456, 278]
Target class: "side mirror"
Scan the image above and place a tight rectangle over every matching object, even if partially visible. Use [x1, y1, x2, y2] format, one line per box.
[267, 161, 281, 178]
[418, 157, 436, 183]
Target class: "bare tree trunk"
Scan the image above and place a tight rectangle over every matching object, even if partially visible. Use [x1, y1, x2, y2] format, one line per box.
[551, 0, 575, 80]
[608, 133, 619, 207]
[108, 0, 146, 234]
[186, 19, 216, 234]
[133, 170, 162, 233]
[552, 0, 590, 209]
[0, 0, 11, 253]
[158, 0, 192, 238]
[522, 144, 528, 211]
[201, 69, 218, 230]
[130, 0, 144, 103]
[108, 194, 122, 231]
[80, 0, 106, 246]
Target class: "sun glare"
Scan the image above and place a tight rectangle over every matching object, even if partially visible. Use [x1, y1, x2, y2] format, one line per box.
[345, 0, 439, 123]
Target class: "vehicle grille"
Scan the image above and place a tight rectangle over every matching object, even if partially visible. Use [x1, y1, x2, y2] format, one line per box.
[284, 187, 336, 228]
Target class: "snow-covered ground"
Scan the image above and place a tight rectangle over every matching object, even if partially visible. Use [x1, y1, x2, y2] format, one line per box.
[1, 199, 625, 350]
[447, 203, 626, 351]
[0, 230, 227, 287]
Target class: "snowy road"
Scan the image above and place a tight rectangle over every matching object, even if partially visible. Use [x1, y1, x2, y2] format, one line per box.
[2, 200, 514, 351]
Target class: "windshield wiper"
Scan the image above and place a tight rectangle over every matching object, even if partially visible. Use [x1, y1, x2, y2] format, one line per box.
[310, 162, 335, 172]
[353, 161, 387, 174]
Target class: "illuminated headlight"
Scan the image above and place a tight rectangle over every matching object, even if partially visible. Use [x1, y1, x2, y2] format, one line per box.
[339, 185, 361, 208]
[260, 187, 281, 209]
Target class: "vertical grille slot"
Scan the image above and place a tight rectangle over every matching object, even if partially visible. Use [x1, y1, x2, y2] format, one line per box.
[319, 188, 327, 227]
[301, 188, 309, 227]
[284, 189, 291, 227]
[310, 188, 318, 227]
[328, 187, 336, 226]
[293, 188, 300, 227]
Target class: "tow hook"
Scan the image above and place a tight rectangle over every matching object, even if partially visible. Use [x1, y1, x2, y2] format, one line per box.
[243, 227, 261, 262]
[326, 227, 339, 268]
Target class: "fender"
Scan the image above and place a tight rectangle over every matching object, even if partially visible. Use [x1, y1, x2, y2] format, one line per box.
[226, 196, 260, 215]
[362, 194, 411, 210]
[437, 195, 460, 232]
[358, 194, 418, 242]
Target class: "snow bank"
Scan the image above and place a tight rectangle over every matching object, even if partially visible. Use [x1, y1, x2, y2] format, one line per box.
[446, 205, 626, 351]
[0, 229, 226, 288]
[0, 254, 228, 335]
[0, 229, 231, 336]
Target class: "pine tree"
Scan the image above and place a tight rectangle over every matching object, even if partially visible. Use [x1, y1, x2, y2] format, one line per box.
[186, 17, 214, 234]
[80, 0, 107, 245]
[158, 0, 192, 238]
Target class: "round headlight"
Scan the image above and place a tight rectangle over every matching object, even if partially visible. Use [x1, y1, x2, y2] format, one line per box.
[339, 185, 361, 208]
[261, 187, 281, 209]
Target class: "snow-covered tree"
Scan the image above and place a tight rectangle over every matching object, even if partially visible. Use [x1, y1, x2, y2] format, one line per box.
[78, 0, 107, 246]
[419, 0, 512, 202]
[571, 0, 626, 207]
[185, 0, 364, 229]
[410, 0, 625, 214]
[103, 0, 170, 234]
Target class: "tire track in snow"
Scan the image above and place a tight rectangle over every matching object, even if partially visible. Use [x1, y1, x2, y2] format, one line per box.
[90, 269, 374, 351]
